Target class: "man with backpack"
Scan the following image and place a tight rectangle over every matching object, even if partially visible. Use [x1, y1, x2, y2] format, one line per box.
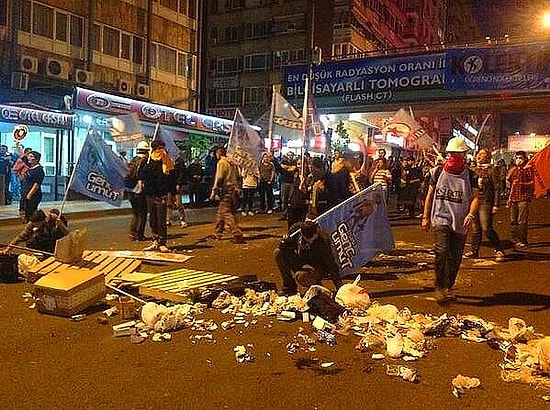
[421, 137, 479, 304]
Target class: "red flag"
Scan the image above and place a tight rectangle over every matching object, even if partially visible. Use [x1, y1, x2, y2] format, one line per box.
[306, 93, 325, 153]
[526, 143, 550, 198]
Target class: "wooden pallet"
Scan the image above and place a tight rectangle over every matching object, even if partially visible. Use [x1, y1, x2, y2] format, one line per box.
[138, 268, 239, 303]
[27, 250, 142, 284]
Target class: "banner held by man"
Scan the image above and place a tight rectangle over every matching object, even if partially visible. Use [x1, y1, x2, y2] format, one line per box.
[315, 184, 394, 277]
[68, 130, 128, 207]
[227, 108, 265, 174]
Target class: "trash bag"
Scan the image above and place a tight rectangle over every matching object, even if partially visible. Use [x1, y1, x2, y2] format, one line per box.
[18, 254, 41, 278]
[538, 338, 550, 373]
[335, 275, 371, 311]
[306, 285, 345, 323]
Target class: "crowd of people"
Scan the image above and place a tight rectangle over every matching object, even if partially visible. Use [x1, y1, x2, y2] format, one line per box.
[0, 135, 539, 306]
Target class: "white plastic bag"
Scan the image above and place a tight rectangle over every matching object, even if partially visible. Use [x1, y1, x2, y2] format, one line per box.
[18, 254, 41, 278]
[335, 275, 371, 311]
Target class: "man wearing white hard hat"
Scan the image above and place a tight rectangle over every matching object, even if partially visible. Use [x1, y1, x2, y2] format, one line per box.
[421, 136, 479, 304]
[125, 140, 150, 241]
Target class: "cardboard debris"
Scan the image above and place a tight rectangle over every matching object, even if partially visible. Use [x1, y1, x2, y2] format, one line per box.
[55, 229, 87, 264]
[33, 267, 105, 317]
[98, 250, 193, 263]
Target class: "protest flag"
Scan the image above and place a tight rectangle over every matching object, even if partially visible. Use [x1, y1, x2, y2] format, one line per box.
[227, 108, 265, 174]
[109, 113, 143, 143]
[527, 143, 550, 198]
[151, 123, 180, 160]
[66, 130, 128, 207]
[305, 91, 325, 153]
[382, 107, 435, 148]
[315, 183, 394, 278]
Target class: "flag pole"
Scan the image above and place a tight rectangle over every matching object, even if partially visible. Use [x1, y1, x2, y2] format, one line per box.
[268, 85, 275, 152]
[60, 125, 91, 215]
[147, 122, 160, 163]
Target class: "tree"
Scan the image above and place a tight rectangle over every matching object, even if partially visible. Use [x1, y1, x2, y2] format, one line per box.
[331, 120, 350, 153]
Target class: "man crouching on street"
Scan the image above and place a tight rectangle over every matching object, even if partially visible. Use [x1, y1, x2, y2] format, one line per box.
[274, 220, 343, 296]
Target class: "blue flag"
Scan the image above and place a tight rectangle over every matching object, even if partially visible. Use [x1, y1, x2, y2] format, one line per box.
[69, 131, 128, 206]
[316, 184, 394, 277]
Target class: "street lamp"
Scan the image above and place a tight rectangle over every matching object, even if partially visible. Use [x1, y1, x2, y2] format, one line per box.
[543, 12, 550, 28]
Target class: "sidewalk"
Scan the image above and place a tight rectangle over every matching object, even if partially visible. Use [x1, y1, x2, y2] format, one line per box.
[0, 200, 133, 225]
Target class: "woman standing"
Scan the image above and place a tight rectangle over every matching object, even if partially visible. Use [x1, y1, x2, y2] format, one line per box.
[21, 151, 44, 222]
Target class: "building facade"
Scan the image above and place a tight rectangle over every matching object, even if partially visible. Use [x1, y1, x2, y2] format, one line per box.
[0, 0, 207, 200]
[203, 0, 454, 122]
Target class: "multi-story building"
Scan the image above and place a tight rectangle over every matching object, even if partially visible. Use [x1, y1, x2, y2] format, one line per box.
[0, 0, 233, 200]
[203, 0, 448, 122]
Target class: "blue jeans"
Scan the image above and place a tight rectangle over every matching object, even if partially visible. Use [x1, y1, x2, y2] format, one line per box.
[470, 204, 503, 254]
[509, 201, 529, 244]
[434, 225, 466, 291]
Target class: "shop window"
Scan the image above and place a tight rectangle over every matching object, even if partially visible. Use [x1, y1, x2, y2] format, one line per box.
[42, 135, 56, 176]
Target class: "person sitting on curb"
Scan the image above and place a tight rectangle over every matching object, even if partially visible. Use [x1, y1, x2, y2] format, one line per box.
[1, 209, 68, 255]
[274, 220, 343, 296]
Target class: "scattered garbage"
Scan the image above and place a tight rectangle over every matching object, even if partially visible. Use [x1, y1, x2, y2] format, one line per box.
[452, 374, 481, 397]
[335, 275, 371, 311]
[386, 364, 418, 382]
[70, 314, 86, 322]
[234, 344, 255, 363]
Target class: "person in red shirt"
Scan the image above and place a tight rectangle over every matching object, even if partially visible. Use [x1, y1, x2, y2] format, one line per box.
[506, 151, 535, 249]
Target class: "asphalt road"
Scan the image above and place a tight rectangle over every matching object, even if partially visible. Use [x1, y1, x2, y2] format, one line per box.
[0, 200, 549, 409]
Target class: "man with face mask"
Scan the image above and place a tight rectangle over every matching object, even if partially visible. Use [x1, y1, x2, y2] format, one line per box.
[506, 151, 534, 249]
[465, 149, 505, 262]
[422, 137, 479, 304]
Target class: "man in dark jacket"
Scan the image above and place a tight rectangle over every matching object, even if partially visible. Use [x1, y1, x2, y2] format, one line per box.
[142, 140, 173, 252]
[274, 220, 343, 295]
[125, 141, 149, 241]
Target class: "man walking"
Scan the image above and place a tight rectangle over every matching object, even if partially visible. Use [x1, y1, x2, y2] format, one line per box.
[422, 137, 479, 304]
[466, 148, 506, 262]
[209, 146, 244, 243]
[507, 151, 535, 249]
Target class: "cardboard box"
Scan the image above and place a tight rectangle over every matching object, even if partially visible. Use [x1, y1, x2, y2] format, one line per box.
[33, 267, 105, 317]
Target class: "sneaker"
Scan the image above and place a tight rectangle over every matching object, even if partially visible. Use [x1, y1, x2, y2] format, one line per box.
[494, 250, 505, 262]
[267, 209, 273, 214]
[463, 250, 479, 259]
[158, 245, 170, 253]
[248, 211, 254, 216]
[515, 242, 527, 250]
[180, 221, 188, 228]
[144, 242, 159, 251]
[242, 211, 247, 216]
